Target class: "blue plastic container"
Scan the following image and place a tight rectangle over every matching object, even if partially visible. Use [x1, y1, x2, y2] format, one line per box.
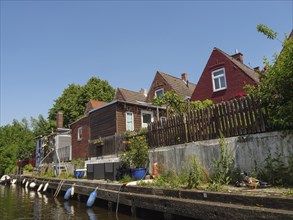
[74, 170, 85, 178]
[131, 168, 147, 180]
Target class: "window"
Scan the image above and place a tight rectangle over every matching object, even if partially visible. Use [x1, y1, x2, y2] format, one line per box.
[141, 110, 153, 128]
[155, 88, 164, 99]
[77, 127, 83, 141]
[212, 68, 227, 92]
[126, 112, 134, 131]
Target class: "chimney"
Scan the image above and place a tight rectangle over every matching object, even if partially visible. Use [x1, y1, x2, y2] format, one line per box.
[139, 88, 147, 97]
[231, 52, 243, 63]
[56, 111, 63, 128]
[181, 73, 188, 82]
[253, 66, 260, 72]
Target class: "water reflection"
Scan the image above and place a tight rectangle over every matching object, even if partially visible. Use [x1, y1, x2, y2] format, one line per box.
[87, 208, 98, 220]
[0, 184, 137, 220]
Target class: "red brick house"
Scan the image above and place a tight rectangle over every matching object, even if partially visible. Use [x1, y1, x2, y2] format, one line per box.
[190, 48, 260, 103]
[70, 100, 107, 160]
[146, 71, 196, 102]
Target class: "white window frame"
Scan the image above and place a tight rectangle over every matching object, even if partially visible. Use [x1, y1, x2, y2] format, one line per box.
[212, 68, 227, 92]
[141, 110, 154, 128]
[77, 127, 83, 141]
[155, 88, 164, 99]
[126, 112, 134, 131]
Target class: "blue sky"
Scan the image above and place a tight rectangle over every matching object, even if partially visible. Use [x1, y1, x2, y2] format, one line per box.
[1, 1, 292, 127]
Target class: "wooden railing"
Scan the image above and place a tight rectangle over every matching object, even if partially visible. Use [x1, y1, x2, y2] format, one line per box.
[147, 96, 271, 148]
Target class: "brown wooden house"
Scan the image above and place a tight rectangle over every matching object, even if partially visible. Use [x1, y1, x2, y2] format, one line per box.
[70, 100, 107, 160]
[190, 48, 260, 103]
[146, 71, 196, 102]
[89, 88, 166, 142]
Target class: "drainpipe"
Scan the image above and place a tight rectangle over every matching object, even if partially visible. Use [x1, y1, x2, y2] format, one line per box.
[55, 136, 61, 176]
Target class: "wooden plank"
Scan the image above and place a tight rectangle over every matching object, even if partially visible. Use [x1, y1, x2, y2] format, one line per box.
[250, 95, 261, 133]
[246, 96, 256, 134]
[218, 103, 225, 136]
[226, 100, 235, 137]
[234, 99, 242, 135]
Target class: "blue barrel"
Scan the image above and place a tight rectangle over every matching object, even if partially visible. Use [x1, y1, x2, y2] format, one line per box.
[86, 191, 97, 207]
[64, 187, 72, 200]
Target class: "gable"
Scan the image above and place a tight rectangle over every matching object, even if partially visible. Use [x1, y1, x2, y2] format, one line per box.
[191, 48, 259, 103]
[146, 71, 196, 102]
[115, 88, 147, 103]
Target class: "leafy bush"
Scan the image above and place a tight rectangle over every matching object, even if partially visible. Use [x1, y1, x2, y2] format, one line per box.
[248, 25, 293, 129]
[181, 156, 208, 189]
[122, 130, 149, 168]
[257, 150, 293, 186]
[23, 164, 34, 172]
[208, 134, 235, 191]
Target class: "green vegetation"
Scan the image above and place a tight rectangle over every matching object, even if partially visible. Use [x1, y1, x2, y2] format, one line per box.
[48, 77, 115, 128]
[0, 119, 35, 175]
[71, 158, 85, 169]
[256, 150, 293, 187]
[152, 91, 213, 116]
[248, 25, 293, 129]
[122, 129, 149, 168]
[23, 164, 34, 172]
[207, 134, 235, 191]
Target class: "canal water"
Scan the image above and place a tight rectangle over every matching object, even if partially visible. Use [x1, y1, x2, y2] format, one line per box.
[0, 184, 138, 220]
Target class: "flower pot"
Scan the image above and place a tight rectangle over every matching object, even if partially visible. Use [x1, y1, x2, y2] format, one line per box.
[74, 169, 85, 178]
[131, 168, 147, 180]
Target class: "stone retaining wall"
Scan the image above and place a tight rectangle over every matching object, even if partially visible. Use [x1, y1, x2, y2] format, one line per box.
[148, 131, 293, 174]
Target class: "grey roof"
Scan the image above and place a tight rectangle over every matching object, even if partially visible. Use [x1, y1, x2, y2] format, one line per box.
[157, 71, 196, 97]
[215, 48, 260, 83]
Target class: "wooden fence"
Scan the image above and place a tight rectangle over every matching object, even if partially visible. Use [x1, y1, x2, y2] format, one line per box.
[147, 96, 271, 148]
[88, 134, 126, 158]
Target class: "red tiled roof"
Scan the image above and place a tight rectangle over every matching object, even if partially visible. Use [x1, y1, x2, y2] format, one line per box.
[85, 100, 107, 114]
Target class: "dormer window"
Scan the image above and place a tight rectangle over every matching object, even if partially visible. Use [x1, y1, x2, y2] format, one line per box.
[212, 68, 227, 92]
[155, 88, 164, 99]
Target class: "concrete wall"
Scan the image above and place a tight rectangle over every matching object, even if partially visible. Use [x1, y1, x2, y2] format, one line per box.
[148, 131, 293, 175]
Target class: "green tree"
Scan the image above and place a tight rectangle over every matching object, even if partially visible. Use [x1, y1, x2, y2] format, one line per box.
[76, 77, 115, 114]
[48, 77, 115, 128]
[153, 91, 213, 116]
[250, 25, 293, 129]
[31, 114, 53, 136]
[0, 118, 35, 175]
[48, 83, 82, 128]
